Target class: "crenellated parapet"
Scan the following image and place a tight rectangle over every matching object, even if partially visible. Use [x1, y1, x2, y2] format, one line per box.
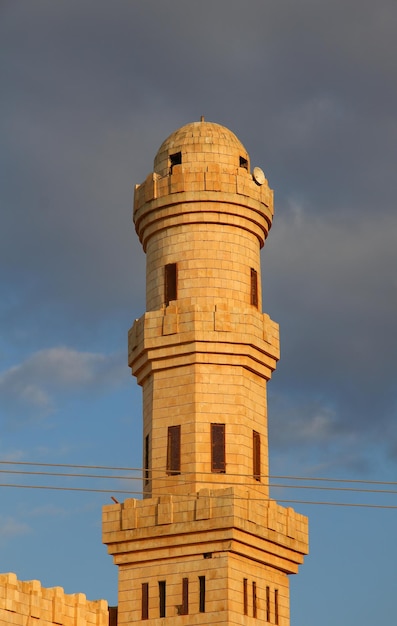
[134, 164, 274, 251]
[105, 120, 309, 625]
[0, 573, 109, 626]
[128, 301, 279, 386]
[103, 487, 308, 575]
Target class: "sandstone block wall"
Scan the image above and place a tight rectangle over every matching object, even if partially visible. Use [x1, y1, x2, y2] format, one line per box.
[0, 573, 109, 626]
[103, 488, 308, 626]
[128, 300, 279, 497]
[106, 120, 309, 626]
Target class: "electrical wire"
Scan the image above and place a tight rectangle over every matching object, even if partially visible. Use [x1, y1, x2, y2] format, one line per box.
[1, 468, 397, 496]
[0, 469, 138, 481]
[0, 482, 138, 495]
[1, 460, 397, 487]
[0, 460, 135, 471]
[0, 460, 396, 508]
[0, 481, 396, 509]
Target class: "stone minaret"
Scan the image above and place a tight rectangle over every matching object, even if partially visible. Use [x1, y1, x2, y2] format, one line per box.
[103, 121, 308, 626]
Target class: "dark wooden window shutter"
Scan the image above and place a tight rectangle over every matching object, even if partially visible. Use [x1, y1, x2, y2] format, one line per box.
[211, 423, 226, 473]
[253, 430, 261, 481]
[251, 268, 258, 308]
[108, 606, 118, 626]
[144, 434, 149, 485]
[243, 578, 248, 615]
[181, 577, 189, 615]
[165, 263, 177, 305]
[252, 581, 257, 618]
[266, 586, 270, 622]
[167, 425, 181, 475]
[199, 576, 206, 613]
[159, 581, 166, 618]
[141, 583, 149, 620]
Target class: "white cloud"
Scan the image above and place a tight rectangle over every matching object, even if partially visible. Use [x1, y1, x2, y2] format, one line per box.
[0, 448, 25, 462]
[0, 347, 126, 423]
[269, 394, 337, 448]
[0, 516, 31, 540]
[28, 504, 68, 518]
[20, 384, 52, 412]
[280, 95, 345, 148]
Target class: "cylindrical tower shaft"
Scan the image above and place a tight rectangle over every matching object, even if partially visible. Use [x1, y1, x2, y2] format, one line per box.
[104, 121, 308, 626]
[129, 121, 279, 498]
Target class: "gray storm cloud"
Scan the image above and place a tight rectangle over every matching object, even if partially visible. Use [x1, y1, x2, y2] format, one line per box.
[1, 0, 396, 468]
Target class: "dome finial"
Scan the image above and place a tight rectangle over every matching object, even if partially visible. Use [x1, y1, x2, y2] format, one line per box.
[200, 115, 205, 122]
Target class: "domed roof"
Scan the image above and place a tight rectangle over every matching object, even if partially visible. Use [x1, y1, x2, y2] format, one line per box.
[154, 120, 249, 177]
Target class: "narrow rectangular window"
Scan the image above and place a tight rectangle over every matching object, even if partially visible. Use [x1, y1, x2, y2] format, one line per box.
[167, 425, 181, 475]
[169, 151, 182, 174]
[266, 586, 270, 622]
[159, 581, 166, 618]
[275, 589, 279, 625]
[141, 583, 149, 620]
[144, 434, 149, 486]
[239, 156, 248, 170]
[165, 263, 177, 305]
[109, 606, 118, 626]
[211, 423, 225, 473]
[251, 268, 258, 307]
[252, 581, 257, 618]
[243, 578, 248, 615]
[253, 430, 261, 481]
[199, 576, 206, 613]
[181, 577, 189, 615]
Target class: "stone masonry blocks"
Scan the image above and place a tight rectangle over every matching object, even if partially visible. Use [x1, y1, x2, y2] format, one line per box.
[0, 573, 108, 626]
[107, 120, 308, 626]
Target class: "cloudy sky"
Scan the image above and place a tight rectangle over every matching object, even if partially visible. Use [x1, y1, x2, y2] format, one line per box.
[1, 1, 396, 624]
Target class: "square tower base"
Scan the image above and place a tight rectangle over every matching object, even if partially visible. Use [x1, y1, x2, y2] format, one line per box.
[103, 487, 308, 625]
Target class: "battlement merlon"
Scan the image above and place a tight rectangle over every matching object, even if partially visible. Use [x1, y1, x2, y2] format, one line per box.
[133, 165, 274, 252]
[102, 487, 308, 576]
[128, 303, 280, 385]
[0, 572, 108, 625]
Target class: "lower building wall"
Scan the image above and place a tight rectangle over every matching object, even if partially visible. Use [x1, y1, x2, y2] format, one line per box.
[118, 554, 228, 625]
[116, 550, 290, 626]
[0, 573, 109, 626]
[227, 553, 290, 626]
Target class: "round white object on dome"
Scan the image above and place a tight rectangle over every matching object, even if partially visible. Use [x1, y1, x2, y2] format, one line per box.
[253, 166, 266, 186]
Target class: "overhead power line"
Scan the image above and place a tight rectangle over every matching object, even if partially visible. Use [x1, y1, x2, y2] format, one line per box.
[1, 468, 397, 496]
[0, 460, 136, 471]
[0, 460, 396, 509]
[1, 460, 396, 488]
[0, 482, 140, 495]
[0, 481, 396, 509]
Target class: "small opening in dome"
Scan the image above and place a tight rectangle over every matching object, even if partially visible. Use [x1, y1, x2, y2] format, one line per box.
[239, 156, 248, 170]
[169, 152, 182, 174]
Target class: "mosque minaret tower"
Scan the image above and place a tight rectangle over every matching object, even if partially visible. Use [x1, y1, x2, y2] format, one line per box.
[103, 119, 308, 626]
